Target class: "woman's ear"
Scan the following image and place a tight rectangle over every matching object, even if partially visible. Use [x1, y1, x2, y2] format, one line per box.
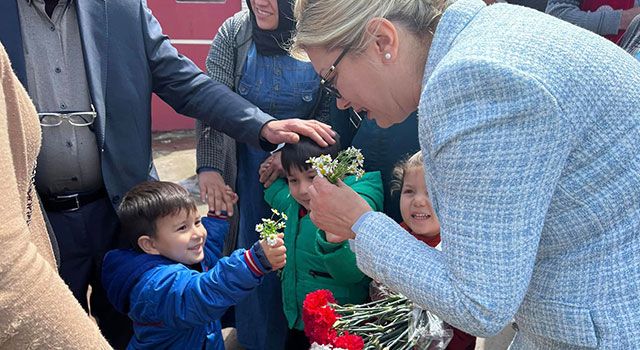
[138, 235, 160, 255]
[366, 18, 399, 63]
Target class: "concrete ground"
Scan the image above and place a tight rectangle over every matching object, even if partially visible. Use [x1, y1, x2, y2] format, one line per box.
[151, 130, 514, 350]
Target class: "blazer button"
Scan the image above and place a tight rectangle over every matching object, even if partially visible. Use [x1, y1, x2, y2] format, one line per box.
[112, 195, 121, 205]
[512, 322, 519, 332]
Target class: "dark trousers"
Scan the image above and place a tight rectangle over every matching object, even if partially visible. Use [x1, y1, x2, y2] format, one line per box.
[285, 329, 310, 350]
[47, 197, 133, 349]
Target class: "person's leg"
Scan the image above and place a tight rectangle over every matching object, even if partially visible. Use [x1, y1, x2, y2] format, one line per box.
[90, 272, 133, 349]
[47, 209, 93, 310]
[234, 144, 288, 350]
[84, 197, 133, 349]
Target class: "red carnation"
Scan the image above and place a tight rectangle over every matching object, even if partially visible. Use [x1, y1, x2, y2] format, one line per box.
[303, 289, 336, 313]
[303, 290, 339, 345]
[333, 332, 364, 350]
[308, 324, 338, 346]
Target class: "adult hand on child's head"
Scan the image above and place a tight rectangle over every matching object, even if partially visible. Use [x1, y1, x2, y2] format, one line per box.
[198, 171, 238, 216]
[260, 119, 335, 147]
[261, 233, 287, 270]
[308, 176, 372, 243]
[259, 152, 284, 188]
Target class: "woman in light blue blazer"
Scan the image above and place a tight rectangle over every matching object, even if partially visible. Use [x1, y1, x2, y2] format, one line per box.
[291, 0, 640, 348]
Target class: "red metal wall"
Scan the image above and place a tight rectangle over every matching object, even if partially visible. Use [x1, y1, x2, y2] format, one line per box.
[149, 0, 242, 131]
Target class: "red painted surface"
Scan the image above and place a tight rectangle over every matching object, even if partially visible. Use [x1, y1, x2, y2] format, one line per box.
[149, 0, 242, 131]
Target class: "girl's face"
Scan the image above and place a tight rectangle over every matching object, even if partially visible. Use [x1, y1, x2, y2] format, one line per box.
[250, 0, 279, 30]
[400, 167, 440, 237]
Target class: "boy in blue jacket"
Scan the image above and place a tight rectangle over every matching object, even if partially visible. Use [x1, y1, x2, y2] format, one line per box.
[102, 181, 286, 349]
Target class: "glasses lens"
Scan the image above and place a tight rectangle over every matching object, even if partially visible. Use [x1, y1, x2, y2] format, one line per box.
[38, 114, 62, 127]
[322, 81, 342, 99]
[68, 112, 96, 126]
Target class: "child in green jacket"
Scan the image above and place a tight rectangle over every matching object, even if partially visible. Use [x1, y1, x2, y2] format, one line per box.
[263, 135, 383, 349]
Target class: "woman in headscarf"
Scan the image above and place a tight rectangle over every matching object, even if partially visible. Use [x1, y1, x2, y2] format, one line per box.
[195, 1, 321, 348]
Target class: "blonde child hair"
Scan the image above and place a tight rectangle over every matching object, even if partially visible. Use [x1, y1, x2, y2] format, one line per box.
[390, 151, 424, 195]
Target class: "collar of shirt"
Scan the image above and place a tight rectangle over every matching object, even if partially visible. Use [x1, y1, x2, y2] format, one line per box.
[25, 0, 71, 5]
[399, 222, 441, 248]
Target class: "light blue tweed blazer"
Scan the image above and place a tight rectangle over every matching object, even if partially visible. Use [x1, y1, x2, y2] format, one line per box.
[351, 0, 640, 348]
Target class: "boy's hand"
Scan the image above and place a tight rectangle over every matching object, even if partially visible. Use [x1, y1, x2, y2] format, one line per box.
[260, 233, 287, 270]
[259, 152, 285, 188]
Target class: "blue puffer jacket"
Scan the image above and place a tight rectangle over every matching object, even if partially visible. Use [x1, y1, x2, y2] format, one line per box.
[102, 217, 269, 349]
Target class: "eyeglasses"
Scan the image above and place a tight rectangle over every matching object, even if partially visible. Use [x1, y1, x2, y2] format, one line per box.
[320, 47, 350, 99]
[38, 107, 96, 127]
[349, 109, 363, 129]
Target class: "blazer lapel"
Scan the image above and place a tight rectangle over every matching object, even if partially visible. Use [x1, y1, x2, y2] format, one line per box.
[0, 0, 28, 88]
[75, 0, 107, 147]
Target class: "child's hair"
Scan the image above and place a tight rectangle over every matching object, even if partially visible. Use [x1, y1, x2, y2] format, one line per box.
[390, 151, 424, 195]
[281, 134, 342, 173]
[117, 181, 197, 250]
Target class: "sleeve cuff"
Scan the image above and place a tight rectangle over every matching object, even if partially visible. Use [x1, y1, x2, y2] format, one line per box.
[351, 211, 376, 234]
[244, 246, 269, 277]
[196, 166, 222, 174]
[258, 120, 278, 152]
[601, 10, 622, 35]
[270, 143, 285, 155]
[349, 211, 376, 253]
[247, 242, 272, 276]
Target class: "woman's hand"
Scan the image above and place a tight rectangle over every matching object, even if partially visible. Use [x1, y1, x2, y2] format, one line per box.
[308, 176, 372, 243]
[259, 152, 285, 188]
[198, 171, 238, 216]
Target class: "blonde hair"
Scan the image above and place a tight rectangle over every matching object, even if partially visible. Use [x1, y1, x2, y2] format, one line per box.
[391, 151, 424, 195]
[290, 0, 443, 59]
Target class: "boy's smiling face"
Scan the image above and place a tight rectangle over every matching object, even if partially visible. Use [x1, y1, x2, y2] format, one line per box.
[138, 209, 207, 265]
[286, 167, 317, 211]
[400, 167, 440, 238]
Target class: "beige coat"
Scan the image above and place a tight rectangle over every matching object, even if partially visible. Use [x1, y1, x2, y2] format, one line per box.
[0, 43, 111, 349]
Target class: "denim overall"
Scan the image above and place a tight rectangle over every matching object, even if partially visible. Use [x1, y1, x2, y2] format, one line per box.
[234, 43, 319, 350]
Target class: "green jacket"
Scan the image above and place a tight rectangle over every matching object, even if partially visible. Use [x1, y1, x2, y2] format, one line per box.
[264, 172, 384, 330]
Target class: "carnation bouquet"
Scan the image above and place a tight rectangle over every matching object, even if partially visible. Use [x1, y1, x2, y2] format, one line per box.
[255, 208, 287, 246]
[303, 289, 453, 350]
[307, 147, 365, 184]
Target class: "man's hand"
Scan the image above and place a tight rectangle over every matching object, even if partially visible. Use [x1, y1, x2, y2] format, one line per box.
[308, 176, 372, 243]
[198, 171, 238, 216]
[259, 152, 285, 188]
[260, 234, 287, 270]
[260, 119, 335, 147]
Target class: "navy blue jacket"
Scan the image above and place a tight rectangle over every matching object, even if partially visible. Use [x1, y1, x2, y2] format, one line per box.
[0, 0, 273, 207]
[102, 217, 269, 349]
